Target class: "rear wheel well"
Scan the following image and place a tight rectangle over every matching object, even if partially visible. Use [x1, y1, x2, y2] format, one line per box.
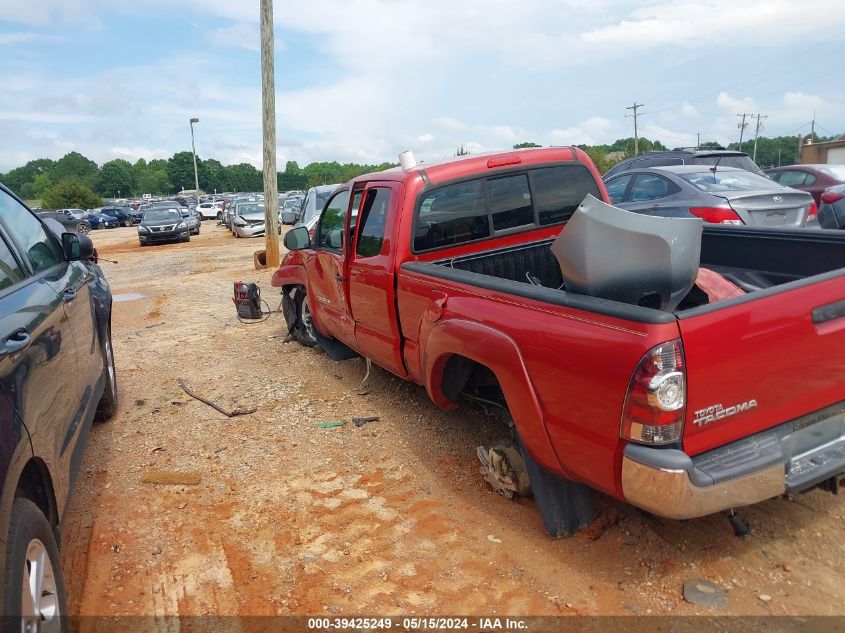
[441, 354, 508, 414]
[15, 458, 58, 529]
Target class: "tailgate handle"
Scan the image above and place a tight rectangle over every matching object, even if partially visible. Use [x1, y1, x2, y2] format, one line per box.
[812, 300, 845, 324]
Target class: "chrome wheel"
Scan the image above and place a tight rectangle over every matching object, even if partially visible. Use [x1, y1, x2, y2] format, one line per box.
[21, 538, 61, 633]
[77, 223, 90, 235]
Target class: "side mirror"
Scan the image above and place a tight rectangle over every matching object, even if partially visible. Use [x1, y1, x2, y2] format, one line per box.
[284, 226, 311, 250]
[62, 232, 95, 261]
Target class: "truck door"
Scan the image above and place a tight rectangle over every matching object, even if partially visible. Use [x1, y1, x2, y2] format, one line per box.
[347, 182, 408, 377]
[308, 188, 355, 343]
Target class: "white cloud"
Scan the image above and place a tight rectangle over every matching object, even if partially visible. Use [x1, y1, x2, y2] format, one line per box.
[716, 92, 757, 114]
[433, 116, 468, 133]
[417, 133, 434, 142]
[549, 117, 616, 145]
[204, 22, 261, 52]
[681, 102, 698, 117]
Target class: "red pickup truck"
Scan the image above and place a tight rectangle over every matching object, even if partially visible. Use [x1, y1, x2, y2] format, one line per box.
[272, 147, 845, 536]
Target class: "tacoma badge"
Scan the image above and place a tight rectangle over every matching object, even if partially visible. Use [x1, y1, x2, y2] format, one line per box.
[693, 400, 758, 427]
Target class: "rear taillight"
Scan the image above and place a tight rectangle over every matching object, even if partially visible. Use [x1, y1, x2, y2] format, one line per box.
[821, 191, 844, 204]
[689, 207, 744, 225]
[808, 202, 818, 217]
[621, 339, 686, 445]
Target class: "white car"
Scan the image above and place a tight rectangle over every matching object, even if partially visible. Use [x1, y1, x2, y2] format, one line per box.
[232, 202, 267, 238]
[195, 202, 221, 219]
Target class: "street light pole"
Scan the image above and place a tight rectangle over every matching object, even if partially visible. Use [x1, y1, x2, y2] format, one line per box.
[190, 117, 201, 203]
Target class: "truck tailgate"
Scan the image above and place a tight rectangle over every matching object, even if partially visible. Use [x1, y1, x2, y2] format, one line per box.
[679, 272, 845, 456]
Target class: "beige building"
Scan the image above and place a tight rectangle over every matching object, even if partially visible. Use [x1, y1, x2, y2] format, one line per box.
[799, 138, 845, 164]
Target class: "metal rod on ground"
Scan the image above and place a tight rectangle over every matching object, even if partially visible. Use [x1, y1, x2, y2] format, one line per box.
[260, 0, 280, 268]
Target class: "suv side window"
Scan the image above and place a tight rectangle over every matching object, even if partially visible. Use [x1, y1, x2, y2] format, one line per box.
[0, 233, 24, 291]
[318, 189, 350, 250]
[0, 189, 63, 274]
[629, 174, 674, 202]
[356, 188, 391, 258]
[605, 174, 633, 204]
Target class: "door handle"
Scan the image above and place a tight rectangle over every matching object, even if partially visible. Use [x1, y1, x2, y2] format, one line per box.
[63, 288, 77, 302]
[812, 300, 845, 324]
[5, 329, 31, 354]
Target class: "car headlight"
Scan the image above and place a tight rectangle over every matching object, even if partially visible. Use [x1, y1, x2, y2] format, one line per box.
[234, 217, 246, 226]
[138, 225, 149, 233]
[177, 221, 187, 229]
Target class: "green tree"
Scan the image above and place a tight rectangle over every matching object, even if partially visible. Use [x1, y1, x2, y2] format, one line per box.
[135, 169, 172, 195]
[52, 152, 99, 189]
[167, 151, 202, 192]
[455, 145, 470, 156]
[42, 180, 103, 210]
[2, 158, 55, 196]
[98, 159, 135, 197]
[32, 173, 53, 198]
[513, 142, 542, 149]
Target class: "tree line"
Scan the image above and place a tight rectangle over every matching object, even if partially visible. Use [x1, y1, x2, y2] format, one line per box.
[5, 131, 840, 209]
[0, 151, 396, 207]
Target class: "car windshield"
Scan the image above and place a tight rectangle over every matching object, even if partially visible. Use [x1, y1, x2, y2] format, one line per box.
[144, 209, 181, 222]
[680, 170, 779, 192]
[691, 155, 765, 176]
[818, 166, 845, 180]
[237, 204, 264, 215]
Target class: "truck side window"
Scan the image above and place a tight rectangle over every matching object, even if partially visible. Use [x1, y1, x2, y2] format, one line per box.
[532, 165, 602, 224]
[318, 189, 350, 250]
[356, 188, 391, 257]
[415, 180, 489, 251]
[489, 174, 533, 230]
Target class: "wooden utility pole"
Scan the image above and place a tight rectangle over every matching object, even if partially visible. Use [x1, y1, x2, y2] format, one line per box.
[751, 113, 767, 163]
[260, 0, 280, 267]
[625, 102, 645, 155]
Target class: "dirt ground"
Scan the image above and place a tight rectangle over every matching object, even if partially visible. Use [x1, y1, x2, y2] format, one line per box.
[60, 221, 845, 617]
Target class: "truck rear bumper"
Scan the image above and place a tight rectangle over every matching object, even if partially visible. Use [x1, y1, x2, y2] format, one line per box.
[621, 401, 845, 520]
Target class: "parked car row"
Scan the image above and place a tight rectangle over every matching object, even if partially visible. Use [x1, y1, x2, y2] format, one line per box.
[601, 148, 845, 230]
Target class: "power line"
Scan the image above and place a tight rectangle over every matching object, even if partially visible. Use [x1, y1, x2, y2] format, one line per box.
[625, 102, 645, 155]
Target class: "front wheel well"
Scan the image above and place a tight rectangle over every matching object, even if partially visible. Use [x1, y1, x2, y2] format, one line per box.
[15, 458, 58, 529]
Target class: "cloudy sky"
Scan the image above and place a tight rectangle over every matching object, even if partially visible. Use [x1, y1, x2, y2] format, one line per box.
[1, 0, 844, 172]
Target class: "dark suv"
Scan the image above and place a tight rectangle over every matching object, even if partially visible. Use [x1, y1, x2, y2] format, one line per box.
[0, 184, 116, 628]
[604, 149, 766, 179]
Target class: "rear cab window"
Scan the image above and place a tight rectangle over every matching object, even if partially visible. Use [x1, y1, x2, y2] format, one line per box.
[413, 163, 601, 252]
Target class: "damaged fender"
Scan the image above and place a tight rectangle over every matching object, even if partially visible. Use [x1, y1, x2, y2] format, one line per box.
[422, 318, 567, 477]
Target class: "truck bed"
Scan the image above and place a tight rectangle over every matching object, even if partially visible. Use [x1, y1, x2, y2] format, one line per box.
[421, 225, 845, 314]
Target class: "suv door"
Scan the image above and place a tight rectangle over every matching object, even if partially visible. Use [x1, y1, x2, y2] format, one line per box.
[0, 188, 83, 496]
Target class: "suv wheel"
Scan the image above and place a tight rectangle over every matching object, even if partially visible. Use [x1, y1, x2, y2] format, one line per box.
[2, 498, 67, 633]
[95, 327, 118, 421]
[76, 223, 90, 235]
